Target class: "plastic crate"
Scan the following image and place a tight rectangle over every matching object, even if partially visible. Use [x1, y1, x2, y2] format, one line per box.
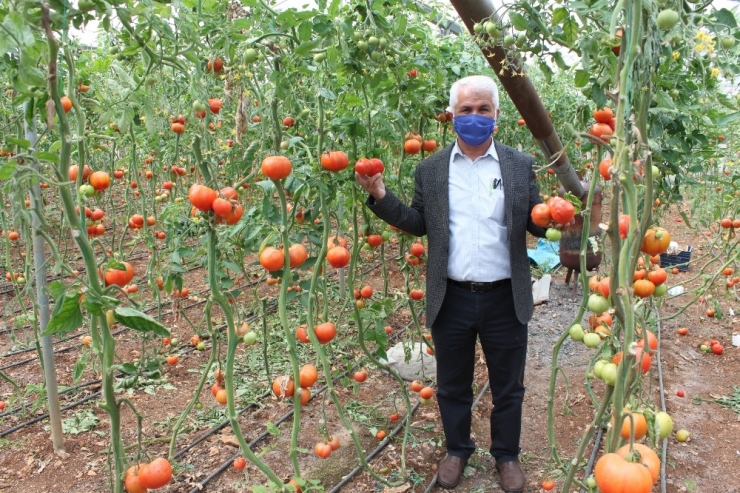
[660, 246, 692, 272]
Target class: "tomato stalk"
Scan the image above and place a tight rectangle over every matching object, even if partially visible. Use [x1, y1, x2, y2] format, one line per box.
[167, 319, 217, 460]
[43, 10, 127, 490]
[310, 182, 406, 485]
[204, 222, 286, 487]
[548, 172, 601, 480]
[271, 178, 303, 477]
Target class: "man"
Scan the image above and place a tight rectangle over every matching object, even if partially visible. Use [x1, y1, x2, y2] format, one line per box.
[356, 75, 546, 492]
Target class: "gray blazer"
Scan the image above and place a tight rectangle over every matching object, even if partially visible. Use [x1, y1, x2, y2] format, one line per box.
[368, 141, 546, 327]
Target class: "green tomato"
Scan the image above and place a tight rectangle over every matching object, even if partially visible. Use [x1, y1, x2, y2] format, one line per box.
[583, 332, 602, 349]
[600, 362, 618, 386]
[568, 323, 585, 341]
[378, 37, 388, 49]
[367, 36, 380, 46]
[653, 283, 667, 297]
[196, 341, 206, 351]
[79, 184, 96, 197]
[587, 294, 610, 315]
[313, 52, 326, 63]
[382, 230, 392, 241]
[242, 331, 259, 345]
[370, 50, 383, 61]
[503, 35, 516, 47]
[586, 476, 597, 488]
[656, 9, 679, 30]
[169, 338, 179, 348]
[593, 359, 607, 378]
[545, 228, 562, 242]
[280, 140, 289, 150]
[419, 397, 434, 406]
[16, 276, 26, 285]
[244, 48, 258, 63]
[193, 100, 207, 112]
[473, 23, 484, 33]
[515, 34, 526, 47]
[720, 36, 735, 49]
[485, 21, 501, 37]
[655, 411, 674, 439]
[194, 401, 203, 410]
[357, 40, 369, 51]
[78, 0, 95, 12]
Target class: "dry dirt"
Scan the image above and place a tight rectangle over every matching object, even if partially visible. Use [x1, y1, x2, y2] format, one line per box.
[1, 204, 740, 493]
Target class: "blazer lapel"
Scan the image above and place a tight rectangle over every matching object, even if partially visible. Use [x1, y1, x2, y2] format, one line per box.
[435, 146, 452, 235]
[495, 141, 516, 241]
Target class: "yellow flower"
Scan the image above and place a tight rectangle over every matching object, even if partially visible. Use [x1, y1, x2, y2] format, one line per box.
[711, 67, 720, 77]
[672, 51, 680, 60]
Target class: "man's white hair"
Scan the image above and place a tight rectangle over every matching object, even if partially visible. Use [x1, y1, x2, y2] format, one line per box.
[448, 75, 500, 115]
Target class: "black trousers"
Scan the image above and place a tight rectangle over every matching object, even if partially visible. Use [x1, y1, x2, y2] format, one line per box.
[431, 279, 528, 463]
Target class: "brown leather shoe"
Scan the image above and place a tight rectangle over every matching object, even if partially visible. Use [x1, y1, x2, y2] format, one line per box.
[437, 455, 468, 489]
[496, 460, 524, 493]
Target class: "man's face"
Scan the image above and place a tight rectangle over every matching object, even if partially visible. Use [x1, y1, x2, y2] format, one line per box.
[453, 86, 499, 119]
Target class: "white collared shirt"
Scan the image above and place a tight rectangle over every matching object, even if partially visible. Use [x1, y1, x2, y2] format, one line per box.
[447, 139, 511, 282]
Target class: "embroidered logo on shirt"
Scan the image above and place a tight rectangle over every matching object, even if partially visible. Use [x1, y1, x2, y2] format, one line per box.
[491, 178, 503, 191]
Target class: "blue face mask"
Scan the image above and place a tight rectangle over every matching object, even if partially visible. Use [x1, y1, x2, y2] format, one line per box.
[453, 114, 496, 146]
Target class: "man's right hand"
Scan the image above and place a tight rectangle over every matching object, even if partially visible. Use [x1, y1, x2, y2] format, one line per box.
[355, 172, 386, 201]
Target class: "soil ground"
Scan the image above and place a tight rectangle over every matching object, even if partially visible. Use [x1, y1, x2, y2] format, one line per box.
[1, 203, 740, 493]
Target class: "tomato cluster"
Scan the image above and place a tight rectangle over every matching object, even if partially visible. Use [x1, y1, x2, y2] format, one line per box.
[187, 184, 244, 224]
[530, 196, 576, 231]
[354, 157, 384, 176]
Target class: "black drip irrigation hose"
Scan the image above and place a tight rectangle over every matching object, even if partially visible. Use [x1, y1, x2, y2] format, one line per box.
[184, 304, 425, 493]
[0, 256, 393, 439]
[0, 389, 101, 438]
[0, 257, 210, 345]
[329, 401, 423, 493]
[0, 248, 153, 300]
[579, 426, 604, 493]
[0, 377, 101, 419]
[0, 327, 129, 372]
[0, 262, 268, 373]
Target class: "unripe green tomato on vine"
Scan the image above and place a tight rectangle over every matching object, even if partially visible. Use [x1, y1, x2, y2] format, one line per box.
[568, 323, 585, 341]
[600, 362, 618, 386]
[583, 332, 601, 348]
[244, 48, 258, 63]
[545, 228, 562, 242]
[473, 23, 484, 33]
[313, 52, 326, 63]
[720, 36, 735, 49]
[593, 359, 607, 379]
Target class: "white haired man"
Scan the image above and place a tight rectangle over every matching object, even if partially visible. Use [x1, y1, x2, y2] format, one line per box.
[356, 75, 546, 492]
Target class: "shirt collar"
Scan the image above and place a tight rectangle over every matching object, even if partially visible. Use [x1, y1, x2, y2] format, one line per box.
[451, 139, 499, 162]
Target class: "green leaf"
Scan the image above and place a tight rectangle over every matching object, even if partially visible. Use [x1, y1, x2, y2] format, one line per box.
[36, 152, 59, 164]
[715, 9, 738, 28]
[266, 422, 280, 436]
[2, 12, 35, 48]
[574, 70, 590, 88]
[0, 161, 18, 180]
[715, 111, 740, 127]
[562, 18, 579, 46]
[48, 280, 67, 300]
[508, 12, 530, 32]
[44, 292, 83, 336]
[111, 64, 137, 90]
[113, 307, 170, 337]
[73, 352, 90, 383]
[18, 63, 46, 88]
[551, 7, 569, 26]
[550, 52, 569, 70]
[295, 38, 321, 57]
[5, 137, 30, 149]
